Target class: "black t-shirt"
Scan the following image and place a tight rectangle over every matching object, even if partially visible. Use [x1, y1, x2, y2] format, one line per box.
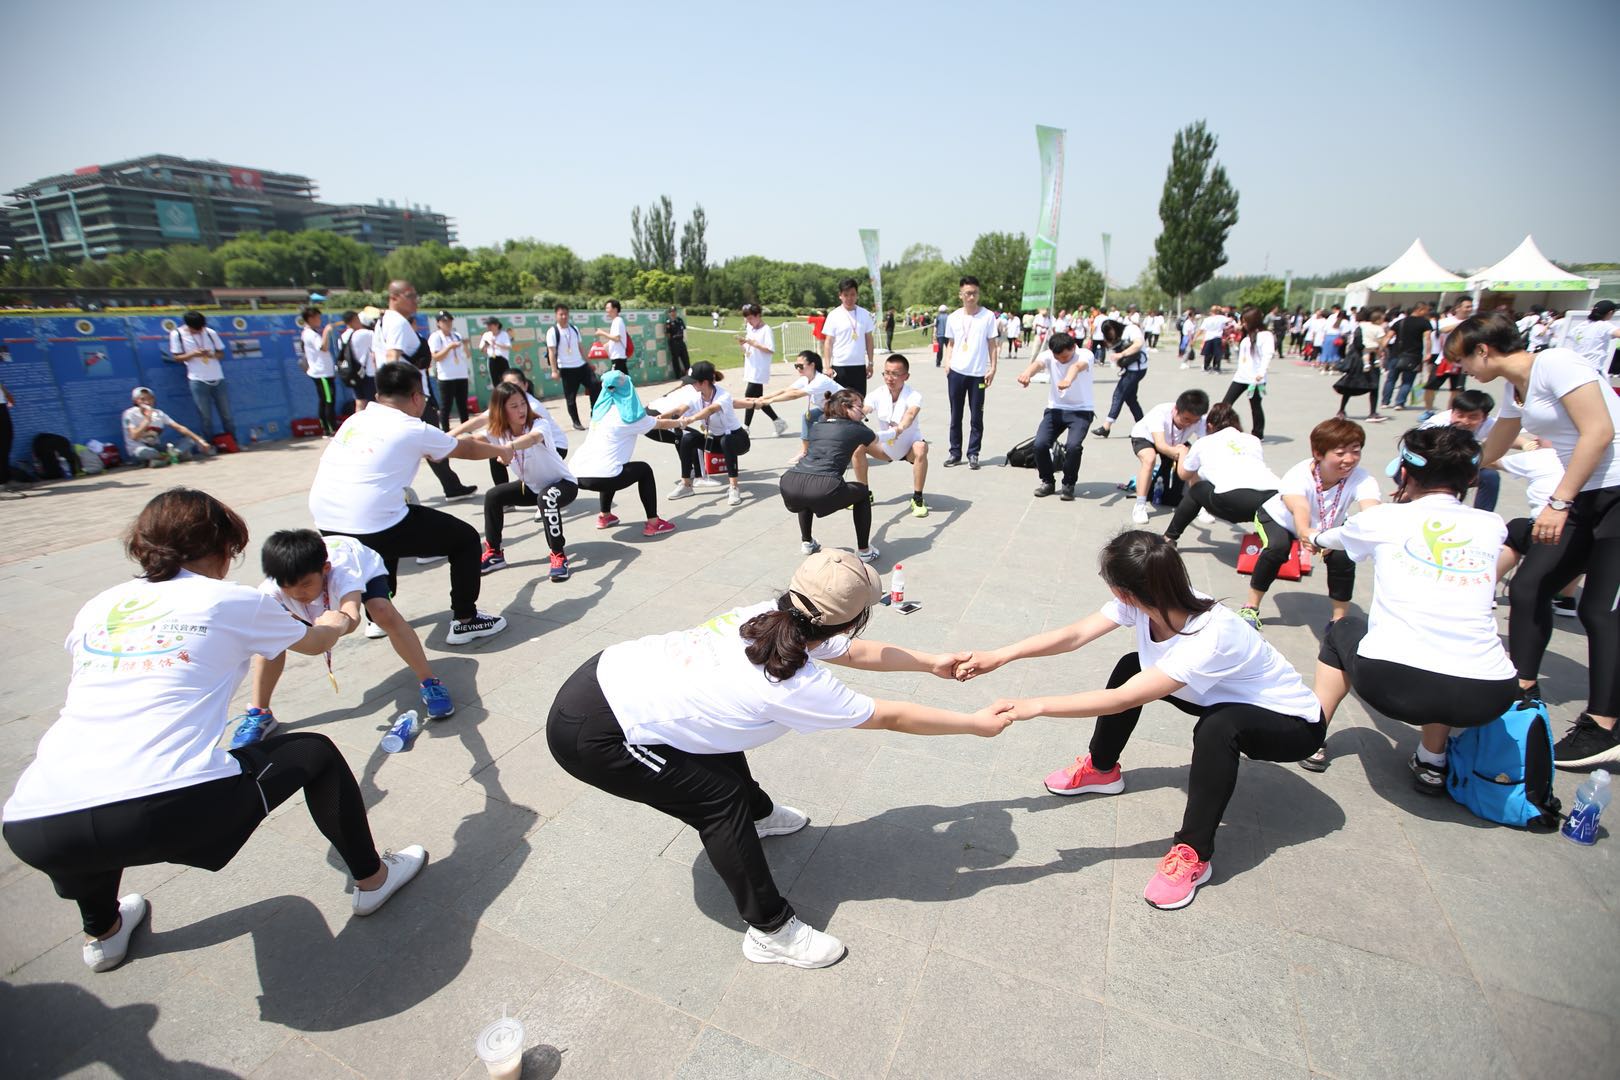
[665, 316, 686, 341]
[1393, 315, 1432, 357]
[790, 418, 875, 478]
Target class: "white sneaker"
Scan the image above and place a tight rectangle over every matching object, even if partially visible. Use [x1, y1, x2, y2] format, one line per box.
[415, 554, 448, 565]
[727, 487, 743, 507]
[363, 615, 389, 639]
[446, 612, 507, 645]
[800, 540, 821, 555]
[755, 804, 809, 837]
[856, 545, 880, 563]
[1196, 509, 1217, 526]
[83, 894, 147, 972]
[667, 482, 694, 500]
[694, 476, 725, 489]
[403, 486, 420, 506]
[352, 845, 427, 916]
[742, 916, 846, 969]
[773, 418, 788, 437]
[1131, 504, 1151, 525]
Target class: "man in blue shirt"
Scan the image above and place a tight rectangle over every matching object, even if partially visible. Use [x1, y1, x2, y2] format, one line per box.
[934, 305, 949, 369]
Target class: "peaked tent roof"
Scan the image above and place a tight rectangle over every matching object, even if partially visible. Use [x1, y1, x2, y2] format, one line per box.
[1467, 235, 1600, 292]
[1346, 239, 1468, 293]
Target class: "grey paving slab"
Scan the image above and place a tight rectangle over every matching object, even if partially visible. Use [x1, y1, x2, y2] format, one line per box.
[672, 1028, 829, 1080]
[513, 962, 703, 1080]
[1098, 1006, 1311, 1080]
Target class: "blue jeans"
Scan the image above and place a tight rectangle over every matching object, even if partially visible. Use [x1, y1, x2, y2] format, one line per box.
[1474, 467, 1500, 512]
[1107, 366, 1147, 425]
[799, 407, 824, 440]
[1034, 408, 1093, 486]
[1381, 362, 1418, 408]
[188, 379, 234, 439]
[945, 369, 986, 458]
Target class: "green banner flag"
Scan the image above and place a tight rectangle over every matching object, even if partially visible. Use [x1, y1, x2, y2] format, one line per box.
[1020, 125, 1065, 311]
[859, 229, 883, 318]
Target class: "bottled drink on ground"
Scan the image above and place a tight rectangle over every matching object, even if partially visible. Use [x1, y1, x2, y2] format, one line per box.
[381, 710, 421, 754]
[1562, 769, 1611, 846]
[890, 564, 905, 605]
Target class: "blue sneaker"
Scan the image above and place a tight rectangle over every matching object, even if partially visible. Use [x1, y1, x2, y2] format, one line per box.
[420, 677, 455, 720]
[229, 707, 277, 748]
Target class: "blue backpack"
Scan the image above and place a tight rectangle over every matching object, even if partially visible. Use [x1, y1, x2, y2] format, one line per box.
[1446, 695, 1562, 829]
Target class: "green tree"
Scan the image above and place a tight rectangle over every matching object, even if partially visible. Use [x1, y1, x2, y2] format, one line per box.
[382, 241, 457, 292]
[1053, 258, 1105, 311]
[899, 260, 958, 310]
[630, 195, 677, 271]
[1154, 120, 1240, 307]
[958, 232, 1030, 310]
[1233, 277, 1286, 311]
[680, 204, 709, 283]
[584, 254, 638, 298]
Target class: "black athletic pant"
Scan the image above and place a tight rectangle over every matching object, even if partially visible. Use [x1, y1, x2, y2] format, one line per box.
[1248, 509, 1355, 600]
[578, 461, 657, 518]
[558, 367, 598, 427]
[1319, 616, 1519, 728]
[324, 503, 482, 621]
[438, 377, 470, 428]
[1088, 653, 1322, 861]
[669, 338, 691, 379]
[1165, 484, 1275, 543]
[832, 365, 868, 398]
[312, 376, 338, 435]
[547, 655, 791, 931]
[780, 472, 871, 547]
[1506, 486, 1620, 716]
[2, 733, 378, 937]
[743, 382, 780, 427]
[417, 397, 473, 495]
[677, 428, 749, 480]
[1221, 381, 1266, 439]
[486, 356, 510, 387]
[483, 479, 577, 552]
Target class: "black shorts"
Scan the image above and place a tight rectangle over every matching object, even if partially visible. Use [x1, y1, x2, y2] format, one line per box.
[1424, 370, 1466, 392]
[1505, 516, 1532, 556]
[1130, 437, 1156, 456]
[780, 471, 866, 517]
[360, 573, 393, 603]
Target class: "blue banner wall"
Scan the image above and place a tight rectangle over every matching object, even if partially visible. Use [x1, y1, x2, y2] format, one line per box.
[1, 318, 72, 465]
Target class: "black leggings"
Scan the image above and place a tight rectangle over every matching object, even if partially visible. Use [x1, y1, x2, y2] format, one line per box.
[780, 471, 871, 547]
[1220, 381, 1266, 439]
[483, 479, 578, 552]
[1248, 509, 1355, 601]
[323, 503, 482, 620]
[677, 428, 749, 480]
[547, 655, 790, 931]
[1319, 616, 1519, 728]
[743, 382, 779, 426]
[2, 733, 378, 937]
[438, 378, 469, 428]
[558, 367, 599, 427]
[1506, 486, 1620, 715]
[1088, 653, 1323, 861]
[486, 356, 510, 386]
[1165, 483, 1275, 543]
[578, 461, 657, 518]
[312, 376, 338, 435]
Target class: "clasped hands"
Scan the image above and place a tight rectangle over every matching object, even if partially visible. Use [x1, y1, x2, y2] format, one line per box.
[927, 649, 1042, 727]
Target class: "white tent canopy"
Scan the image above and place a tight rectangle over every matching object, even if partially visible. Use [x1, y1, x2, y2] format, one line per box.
[1343, 239, 1468, 310]
[1467, 235, 1600, 303]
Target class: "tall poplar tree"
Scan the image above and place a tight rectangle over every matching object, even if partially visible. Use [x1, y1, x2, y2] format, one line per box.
[1154, 121, 1240, 310]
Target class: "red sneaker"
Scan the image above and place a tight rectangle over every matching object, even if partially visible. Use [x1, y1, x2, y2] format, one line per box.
[596, 512, 620, 530]
[1143, 843, 1212, 910]
[1043, 755, 1125, 797]
[642, 518, 676, 536]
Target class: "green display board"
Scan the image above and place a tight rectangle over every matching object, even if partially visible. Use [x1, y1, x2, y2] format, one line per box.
[453, 308, 670, 407]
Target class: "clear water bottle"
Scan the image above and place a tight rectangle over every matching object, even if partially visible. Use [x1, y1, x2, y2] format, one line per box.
[380, 710, 421, 754]
[889, 564, 905, 605]
[1562, 769, 1611, 846]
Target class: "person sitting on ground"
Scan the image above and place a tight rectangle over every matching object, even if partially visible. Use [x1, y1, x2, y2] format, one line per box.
[1162, 403, 1280, 545]
[234, 529, 455, 748]
[855, 354, 931, 517]
[1310, 425, 1520, 787]
[955, 531, 1324, 911]
[1016, 331, 1094, 501]
[308, 360, 513, 646]
[1415, 388, 1504, 510]
[657, 361, 752, 508]
[1127, 389, 1210, 525]
[1, 489, 425, 974]
[779, 389, 887, 562]
[753, 351, 841, 464]
[121, 386, 213, 466]
[546, 550, 1009, 969]
[1238, 417, 1381, 635]
[567, 369, 686, 536]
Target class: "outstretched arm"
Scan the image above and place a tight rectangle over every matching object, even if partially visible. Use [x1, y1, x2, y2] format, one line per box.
[991, 666, 1183, 721]
[956, 611, 1120, 681]
[830, 639, 967, 679]
[857, 698, 1013, 737]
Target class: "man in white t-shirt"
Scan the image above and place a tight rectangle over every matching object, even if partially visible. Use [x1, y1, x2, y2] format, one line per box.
[859, 354, 930, 517]
[308, 359, 513, 645]
[594, 299, 630, 375]
[1199, 307, 1231, 373]
[544, 303, 594, 430]
[737, 302, 787, 437]
[167, 310, 234, 440]
[820, 277, 876, 397]
[338, 309, 378, 410]
[121, 385, 213, 465]
[372, 279, 478, 499]
[428, 311, 471, 429]
[299, 306, 340, 436]
[1016, 330, 1093, 499]
[478, 317, 513, 385]
[1128, 389, 1210, 524]
[943, 275, 999, 469]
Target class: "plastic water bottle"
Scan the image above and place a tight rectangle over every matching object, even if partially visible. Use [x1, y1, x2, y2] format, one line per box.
[380, 710, 421, 754]
[1562, 769, 1611, 846]
[164, 442, 180, 465]
[889, 564, 905, 605]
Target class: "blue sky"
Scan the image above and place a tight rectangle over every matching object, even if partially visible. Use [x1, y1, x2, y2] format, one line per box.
[5, 0, 1616, 281]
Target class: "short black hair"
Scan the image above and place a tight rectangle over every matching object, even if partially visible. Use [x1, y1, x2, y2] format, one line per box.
[1174, 389, 1211, 416]
[605, 299, 621, 313]
[883, 353, 909, 372]
[341, 309, 359, 324]
[182, 310, 206, 330]
[301, 306, 322, 323]
[1398, 425, 1480, 499]
[376, 359, 422, 398]
[837, 277, 860, 293]
[1048, 331, 1077, 356]
[1451, 389, 1495, 416]
[260, 528, 329, 586]
[959, 275, 980, 288]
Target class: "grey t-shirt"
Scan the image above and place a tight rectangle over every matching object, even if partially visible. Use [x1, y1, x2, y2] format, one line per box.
[791, 418, 875, 478]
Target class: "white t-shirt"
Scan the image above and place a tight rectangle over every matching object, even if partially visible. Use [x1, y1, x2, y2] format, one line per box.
[742, 322, 775, 385]
[1497, 448, 1565, 516]
[1182, 427, 1279, 493]
[1568, 319, 1620, 373]
[2, 573, 306, 821]
[340, 326, 377, 377]
[1260, 460, 1381, 534]
[1130, 401, 1207, 447]
[547, 323, 585, 368]
[479, 329, 513, 359]
[865, 383, 924, 446]
[596, 602, 874, 754]
[1497, 348, 1620, 491]
[1099, 598, 1319, 722]
[664, 384, 742, 436]
[121, 405, 174, 458]
[946, 308, 999, 377]
[822, 305, 875, 369]
[1316, 495, 1515, 681]
[1043, 350, 1094, 411]
[607, 316, 629, 361]
[301, 326, 335, 379]
[790, 371, 842, 410]
[170, 326, 226, 382]
[374, 309, 427, 393]
[568, 409, 656, 479]
[493, 416, 576, 490]
[1419, 407, 1496, 443]
[1199, 314, 1230, 343]
[1233, 331, 1275, 384]
[308, 402, 459, 534]
[258, 536, 389, 622]
[429, 330, 470, 381]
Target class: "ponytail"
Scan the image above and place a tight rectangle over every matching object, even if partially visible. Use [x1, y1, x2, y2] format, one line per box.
[1099, 530, 1215, 633]
[741, 594, 870, 682]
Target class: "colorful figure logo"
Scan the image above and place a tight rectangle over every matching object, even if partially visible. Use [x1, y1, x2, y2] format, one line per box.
[80, 595, 186, 670]
[1402, 518, 1492, 580]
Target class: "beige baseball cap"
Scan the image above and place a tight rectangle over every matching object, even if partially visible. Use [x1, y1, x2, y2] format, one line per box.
[787, 550, 882, 626]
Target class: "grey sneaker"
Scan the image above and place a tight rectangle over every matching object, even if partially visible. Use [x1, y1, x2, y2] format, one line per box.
[1033, 482, 1056, 498]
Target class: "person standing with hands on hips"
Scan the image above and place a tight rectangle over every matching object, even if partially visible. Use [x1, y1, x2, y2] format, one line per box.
[943, 275, 999, 470]
[595, 299, 630, 375]
[168, 310, 234, 443]
[821, 277, 876, 397]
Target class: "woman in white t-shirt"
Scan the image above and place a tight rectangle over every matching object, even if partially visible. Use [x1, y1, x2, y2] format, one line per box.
[569, 370, 687, 536]
[478, 316, 513, 385]
[753, 351, 844, 463]
[1452, 314, 1620, 768]
[1162, 403, 1279, 544]
[428, 311, 472, 428]
[299, 306, 340, 436]
[958, 531, 1322, 911]
[654, 362, 751, 506]
[736, 303, 786, 436]
[1311, 426, 1521, 792]
[1, 490, 424, 973]
[1220, 306, 1274, 438]
[546, 550, 1009, 968]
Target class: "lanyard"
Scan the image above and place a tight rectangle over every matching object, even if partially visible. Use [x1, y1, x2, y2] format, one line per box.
[1313, 464, 1347, 529]
[290, 584, 341, 693]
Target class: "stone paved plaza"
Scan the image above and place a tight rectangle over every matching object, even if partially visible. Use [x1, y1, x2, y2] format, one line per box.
[0, 344, 1615, 1079]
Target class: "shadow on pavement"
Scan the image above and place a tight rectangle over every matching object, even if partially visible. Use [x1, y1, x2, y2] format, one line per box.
[0, 981, 238, 1078]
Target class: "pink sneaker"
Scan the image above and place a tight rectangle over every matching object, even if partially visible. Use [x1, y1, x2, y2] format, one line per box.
[1043, 755, 1125, 797]
[596, 512, 620, 530]
[1143, 843, 1212, 910]
[642, 518, 676, 536]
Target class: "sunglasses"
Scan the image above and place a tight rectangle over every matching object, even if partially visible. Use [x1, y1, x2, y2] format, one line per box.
[793, 363, 810, 370]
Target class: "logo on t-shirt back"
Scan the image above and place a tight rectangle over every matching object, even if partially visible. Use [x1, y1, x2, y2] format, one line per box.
[80, 595, 204, 671]
[1399, 518, 1492, 584]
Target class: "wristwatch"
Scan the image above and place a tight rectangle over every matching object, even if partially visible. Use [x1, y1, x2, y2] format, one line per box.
[1546, 498, 1573, 512]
